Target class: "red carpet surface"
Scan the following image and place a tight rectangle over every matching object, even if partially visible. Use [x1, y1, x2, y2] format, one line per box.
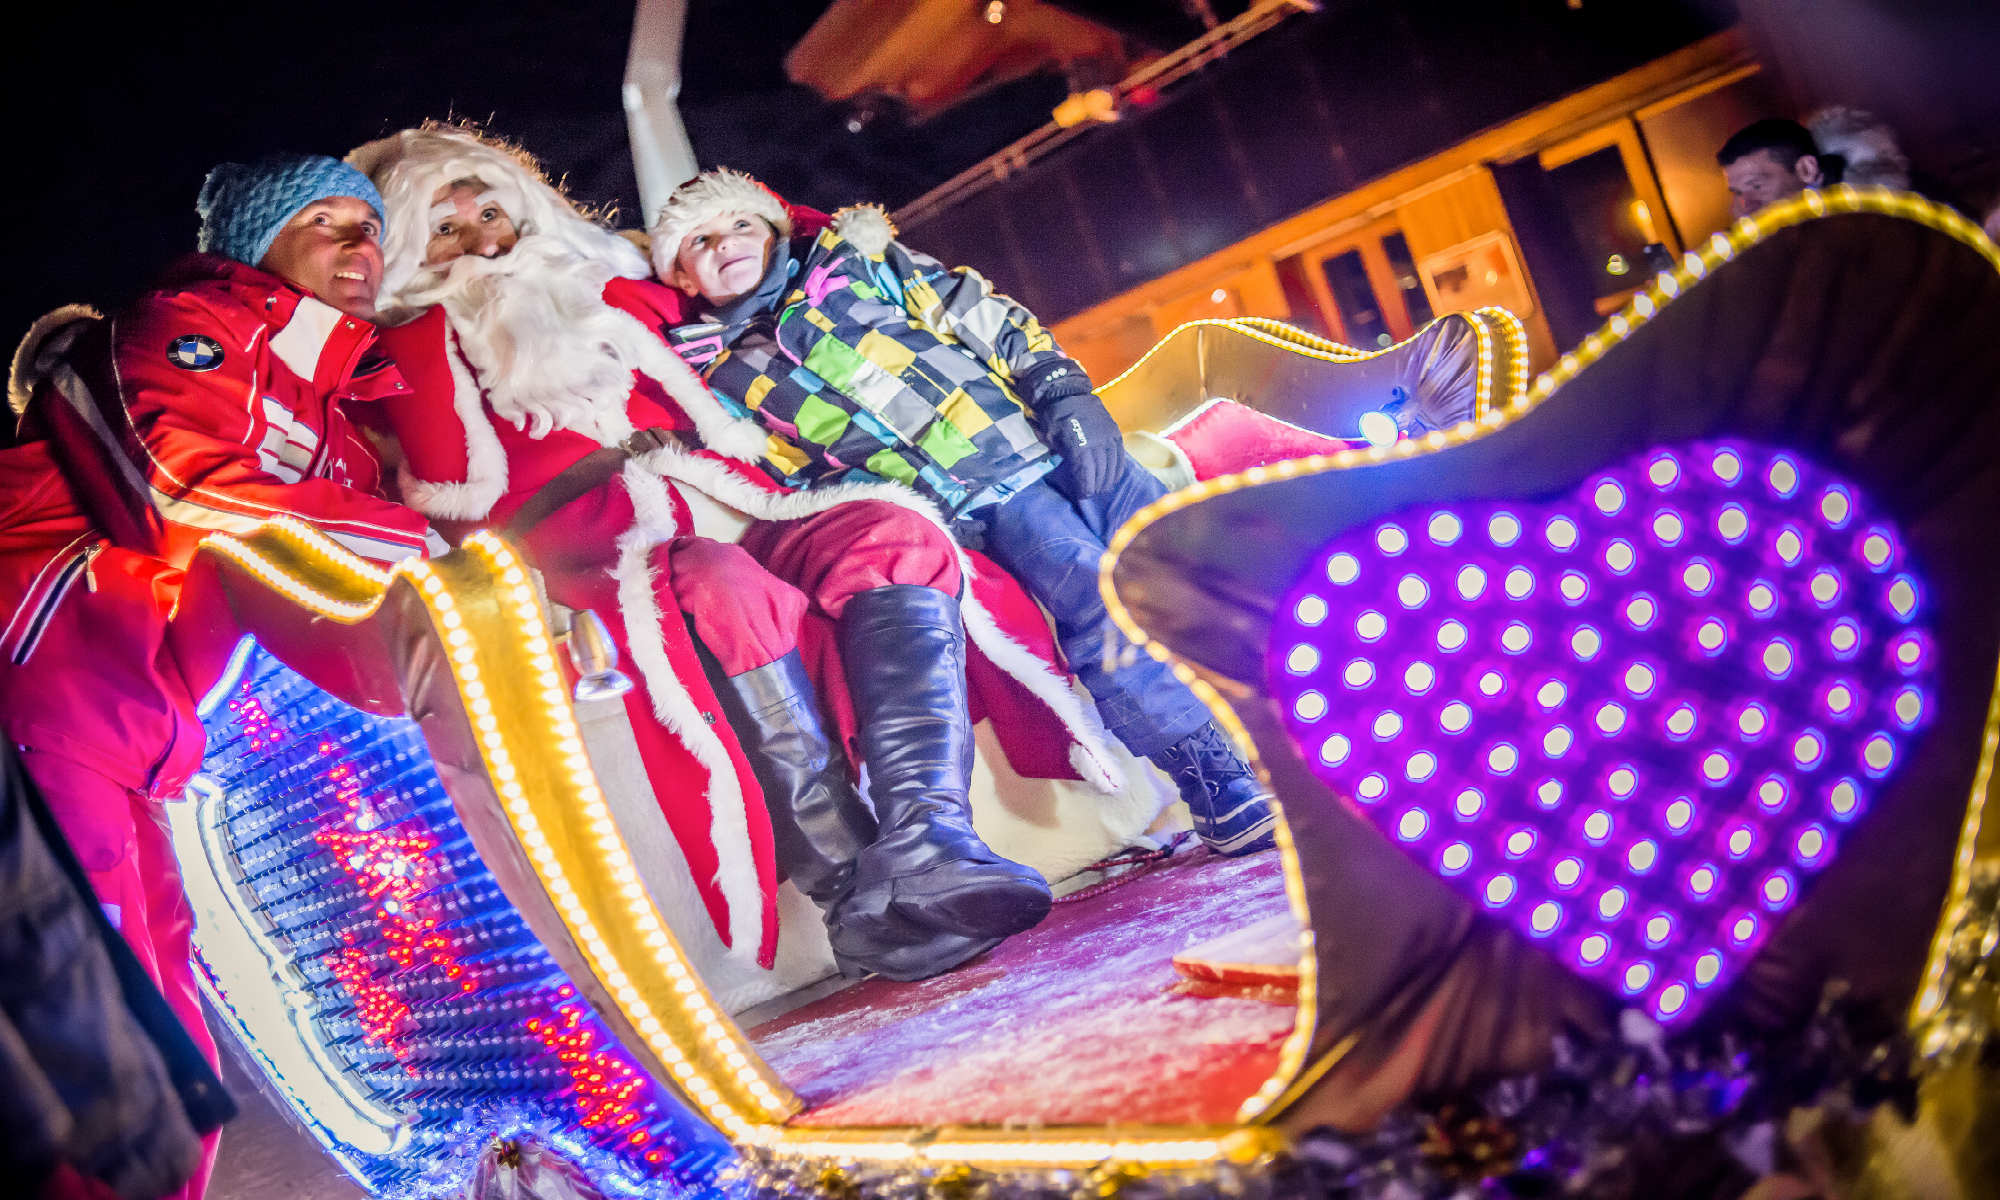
[749, 848, 1298, 1126]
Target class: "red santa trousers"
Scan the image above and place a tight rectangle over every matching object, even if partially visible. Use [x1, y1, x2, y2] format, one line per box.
[671, 500, 964, 673]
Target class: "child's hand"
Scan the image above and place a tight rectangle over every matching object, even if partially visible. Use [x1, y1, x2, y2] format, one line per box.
[1039, 392, 1124, 501]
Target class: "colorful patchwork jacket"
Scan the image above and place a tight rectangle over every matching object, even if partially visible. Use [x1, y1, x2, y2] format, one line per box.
[665, 228, 1081, 517]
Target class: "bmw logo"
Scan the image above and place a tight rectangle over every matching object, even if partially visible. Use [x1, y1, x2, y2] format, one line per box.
[167, 333, 225, 372]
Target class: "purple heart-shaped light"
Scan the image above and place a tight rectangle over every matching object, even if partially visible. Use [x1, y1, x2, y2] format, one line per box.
[1267, 442, 1933, 1023]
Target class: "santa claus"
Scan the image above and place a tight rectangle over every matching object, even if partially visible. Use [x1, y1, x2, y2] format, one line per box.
[348, 125, 1142, 984]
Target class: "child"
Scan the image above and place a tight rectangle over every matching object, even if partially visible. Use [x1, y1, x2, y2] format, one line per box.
[654, 169, 1276, 856]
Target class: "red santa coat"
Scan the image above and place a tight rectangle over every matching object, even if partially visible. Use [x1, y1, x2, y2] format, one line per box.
[372, 277, 1125, 970]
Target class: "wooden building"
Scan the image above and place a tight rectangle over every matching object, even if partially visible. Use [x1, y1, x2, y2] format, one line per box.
[1048, 32, 1786, 390]
[876, 4, 1803, 435]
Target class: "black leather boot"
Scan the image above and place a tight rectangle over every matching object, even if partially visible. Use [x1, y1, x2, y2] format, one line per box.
[709, 650, 874, 906]
[712, 648, 1006, 981]
[835, 585, 1053, 952]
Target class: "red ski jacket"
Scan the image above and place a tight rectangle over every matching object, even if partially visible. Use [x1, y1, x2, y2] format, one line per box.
[3, 255, 436, 792]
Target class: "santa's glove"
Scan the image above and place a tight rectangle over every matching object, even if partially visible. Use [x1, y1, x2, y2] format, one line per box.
[1025, 361, 1122, 502]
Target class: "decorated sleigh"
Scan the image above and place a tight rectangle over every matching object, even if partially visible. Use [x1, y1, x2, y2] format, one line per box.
[173, 188, 2000, 1198]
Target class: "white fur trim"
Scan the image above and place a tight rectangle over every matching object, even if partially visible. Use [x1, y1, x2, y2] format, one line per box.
[616, 307, 768, 461]
[353, 125, 651, 301]
[610, 466, 766, 964]
[649, 169, 792, 279]
[1069, 741, 1119, 794]
[396, 328, 511, 520]
[629, 440, 1128, 793]
[957, 582, 1123, 794]
[396, 472, 504, 524]
[1121, 429, 1197, 491]
[830, 205, 897, 257]
[10, 305, 102, 415]
[966, 719, 1176, 886]
[617, 459, 685, 546]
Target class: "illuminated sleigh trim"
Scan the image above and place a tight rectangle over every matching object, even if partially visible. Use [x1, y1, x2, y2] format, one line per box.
[173, 754, 412, 1163]
[181, 523, 796, 1121]
[1097, 308, 1530, 442]
[178, 520, 1291, 1176]
[172, 188, 2000, 1191]
[1100, 188, 2000, 1129]
[1266, 440, 1935, 1026]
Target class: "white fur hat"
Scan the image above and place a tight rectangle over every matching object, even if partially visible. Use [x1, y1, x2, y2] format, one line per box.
[649, 169, 791, 279]
[348, 123, 648, 303]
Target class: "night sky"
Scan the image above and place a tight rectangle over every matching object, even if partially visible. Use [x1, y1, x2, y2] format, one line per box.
[7, 1, 1078, 347]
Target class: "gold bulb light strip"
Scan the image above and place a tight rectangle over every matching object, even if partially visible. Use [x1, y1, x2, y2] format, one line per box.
[1093, 308, 1530, 421]
[1909, 652, 2000, 1051]
[1098, 187, 2000, 1109]
[1104, 187, 2000, 611]
[1084, 307, 1537, 1130]
[1530, 187, 2000, 407]
[192, 521, 387, 619]
[1088, 317, 1369, 400]
[1236, 306, 1533, 421]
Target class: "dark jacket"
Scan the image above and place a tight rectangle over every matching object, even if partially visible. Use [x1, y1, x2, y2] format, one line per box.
[0, 743, 232, 1197]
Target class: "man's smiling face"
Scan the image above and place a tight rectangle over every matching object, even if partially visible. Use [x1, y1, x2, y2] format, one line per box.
[258, 195, 385, 319]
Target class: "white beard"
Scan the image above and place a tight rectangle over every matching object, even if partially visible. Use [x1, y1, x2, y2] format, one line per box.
[398, 234, 661, 444]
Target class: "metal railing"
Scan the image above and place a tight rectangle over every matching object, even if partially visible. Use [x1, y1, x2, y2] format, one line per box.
[893, 0, 1320, 228]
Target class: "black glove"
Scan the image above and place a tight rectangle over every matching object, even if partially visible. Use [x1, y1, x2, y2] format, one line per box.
[1025, 361, 1122, 502]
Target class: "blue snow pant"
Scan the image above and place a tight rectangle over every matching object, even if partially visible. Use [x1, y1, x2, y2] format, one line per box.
[958, 455, 1212, 760]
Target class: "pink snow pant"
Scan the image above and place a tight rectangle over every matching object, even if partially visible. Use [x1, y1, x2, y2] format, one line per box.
[21, 748, 219, 1200]
[669, 500, 962, 673]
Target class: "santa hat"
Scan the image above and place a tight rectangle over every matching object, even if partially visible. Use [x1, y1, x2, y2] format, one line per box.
[349, 123, 649, 303]
[648, 169, 792, 279]
[197, 154, 386, 268]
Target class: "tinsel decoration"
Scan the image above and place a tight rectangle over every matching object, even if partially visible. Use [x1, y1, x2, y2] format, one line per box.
[1915, 861, 2000, 1063]
[464, 1133, 609, 1200]
[719, 1152, 1275, 1200]
[711, 989, 1917, 1200]
[402, 1104, 661, 1200]
[1279, 986, 1918, 1199]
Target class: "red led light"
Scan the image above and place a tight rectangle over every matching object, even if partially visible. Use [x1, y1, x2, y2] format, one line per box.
[527, 1002, 650, 1131]
[324, 938, 413, 1056]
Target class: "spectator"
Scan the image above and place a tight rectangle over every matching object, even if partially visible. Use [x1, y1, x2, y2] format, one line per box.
[1718, 118, 1825, 218]
[0, 741, 232, 1200]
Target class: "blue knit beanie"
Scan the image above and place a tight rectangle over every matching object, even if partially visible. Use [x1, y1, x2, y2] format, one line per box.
[196, 154, 388, 267]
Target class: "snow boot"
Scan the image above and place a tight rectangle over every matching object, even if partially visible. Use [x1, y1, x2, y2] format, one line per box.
[1151, 725, 1279, 856]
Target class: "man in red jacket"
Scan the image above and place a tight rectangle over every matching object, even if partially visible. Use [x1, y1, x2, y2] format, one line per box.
[4, 153, 437, 1199]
